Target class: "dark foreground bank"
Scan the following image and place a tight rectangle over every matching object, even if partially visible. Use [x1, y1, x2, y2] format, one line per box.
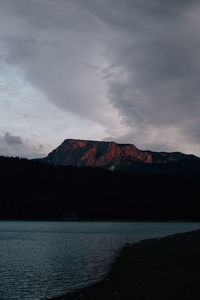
[50, 229, 200, 300]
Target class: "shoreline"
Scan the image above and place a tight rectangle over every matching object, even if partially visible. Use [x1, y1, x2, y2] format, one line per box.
[0, 218, 200, 222]
[50, 229, 200, 300]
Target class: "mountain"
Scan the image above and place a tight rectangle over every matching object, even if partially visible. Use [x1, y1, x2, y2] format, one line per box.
[1, 139, 196, 221]
[39, 139, 199, 172]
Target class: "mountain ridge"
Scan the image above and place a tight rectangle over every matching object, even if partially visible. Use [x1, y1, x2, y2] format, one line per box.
[39, 139, 199, 171]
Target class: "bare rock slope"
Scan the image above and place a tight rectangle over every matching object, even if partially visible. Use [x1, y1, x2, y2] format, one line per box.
[40, 139, 199, 171]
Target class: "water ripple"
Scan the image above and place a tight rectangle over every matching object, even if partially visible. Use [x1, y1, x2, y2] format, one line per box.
[0, 221, 199, 300]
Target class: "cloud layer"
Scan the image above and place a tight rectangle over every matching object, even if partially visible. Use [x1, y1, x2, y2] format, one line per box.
[0, 0, 200, 156]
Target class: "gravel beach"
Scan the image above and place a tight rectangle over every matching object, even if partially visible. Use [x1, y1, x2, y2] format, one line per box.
[50, 229, 200, 300]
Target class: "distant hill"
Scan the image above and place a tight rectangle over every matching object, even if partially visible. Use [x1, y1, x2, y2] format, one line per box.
[38, 139, 200, 172]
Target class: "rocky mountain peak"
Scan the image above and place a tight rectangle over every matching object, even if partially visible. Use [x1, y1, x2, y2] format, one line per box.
[40, 139, 199, 171]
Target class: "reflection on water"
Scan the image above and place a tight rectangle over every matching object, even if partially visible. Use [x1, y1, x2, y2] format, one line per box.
[0, 221, 199, 300]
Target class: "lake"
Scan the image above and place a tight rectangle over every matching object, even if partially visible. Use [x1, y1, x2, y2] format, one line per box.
[0, 221, 200, 300]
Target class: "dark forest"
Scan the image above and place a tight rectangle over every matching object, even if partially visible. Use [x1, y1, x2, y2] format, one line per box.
[0, 156, 199, 220]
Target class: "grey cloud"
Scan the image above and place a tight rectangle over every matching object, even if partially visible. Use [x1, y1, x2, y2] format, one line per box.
[4, 132, 23, 145]
[93, 0, 200, 152]
[0, 0, 200, 155]
[0, 132, 45, 159]
[0, 0, 119, 131]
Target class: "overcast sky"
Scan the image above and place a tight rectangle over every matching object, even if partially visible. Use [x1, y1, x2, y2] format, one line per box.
[0, 0, 200, 158]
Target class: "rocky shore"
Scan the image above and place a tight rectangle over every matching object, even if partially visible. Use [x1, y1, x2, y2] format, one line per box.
[50, 229, 200, 300]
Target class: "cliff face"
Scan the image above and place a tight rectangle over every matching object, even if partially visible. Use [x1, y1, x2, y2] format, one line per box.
[41, 139, 199, 171]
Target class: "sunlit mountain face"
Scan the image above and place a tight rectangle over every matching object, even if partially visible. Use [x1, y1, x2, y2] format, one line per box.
[39, 139, 200, 172]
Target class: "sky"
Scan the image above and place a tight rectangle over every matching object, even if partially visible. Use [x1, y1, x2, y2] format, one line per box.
[0, 0, 200, 158]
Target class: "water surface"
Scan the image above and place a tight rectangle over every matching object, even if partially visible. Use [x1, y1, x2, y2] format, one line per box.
[0, 221, 199, 300]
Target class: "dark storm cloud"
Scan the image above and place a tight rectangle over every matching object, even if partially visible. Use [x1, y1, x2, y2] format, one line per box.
[84, 0, 200, 152]
[0, 0, 200, 154]
[4, 132, 23, 145]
